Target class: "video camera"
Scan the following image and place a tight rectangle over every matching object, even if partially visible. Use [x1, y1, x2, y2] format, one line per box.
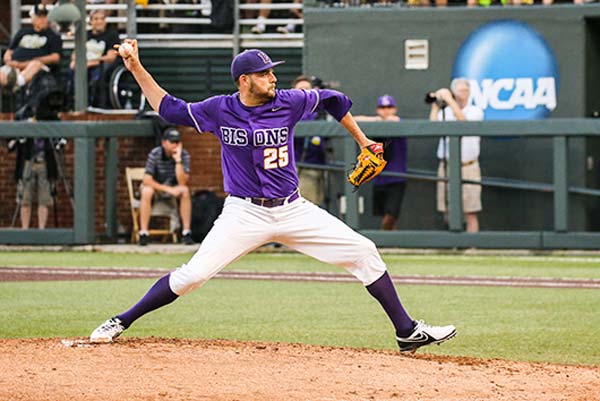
[15, 72, 64, 122]
[12, 72, 67, 153]
[424, 90, 455, 108]
[310, 76, 331, 90]
[424, 92, 439, 104]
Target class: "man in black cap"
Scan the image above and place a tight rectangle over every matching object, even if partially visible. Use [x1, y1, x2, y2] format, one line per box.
[0, 3, 62, 93]
[139, 127, 193, 245]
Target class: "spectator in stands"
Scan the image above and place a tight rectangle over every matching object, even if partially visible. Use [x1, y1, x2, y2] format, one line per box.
[276, 0, 301, 34]
[68, 9, 119, 108]
[406, 0, 450, 7]
[247, 0, 272, 34]
[507, 0, 534, 4]
[511, 0, 588, 5]
[430, 78, 483, 233]
[8, 137, 58, 229]
[139, 127, 194, 246]
[0, 4, 62, 93]
[468, 0, 590, 5]
[292, 75, 328, 206]
[355, 95, 407, 230]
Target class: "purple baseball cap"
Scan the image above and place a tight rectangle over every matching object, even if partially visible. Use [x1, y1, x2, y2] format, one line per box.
[377, 95, 396, 108]
[231, 49, 285, 81]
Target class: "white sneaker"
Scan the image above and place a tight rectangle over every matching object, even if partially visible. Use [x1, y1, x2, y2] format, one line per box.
[276, 24, 295, 34]
[396, 320, 456, 353]
[90, 316, 126, 343]
[251, 23, 266, 34]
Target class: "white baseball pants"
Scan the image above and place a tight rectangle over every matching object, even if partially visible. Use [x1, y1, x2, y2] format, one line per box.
[169, 196, 387, 295]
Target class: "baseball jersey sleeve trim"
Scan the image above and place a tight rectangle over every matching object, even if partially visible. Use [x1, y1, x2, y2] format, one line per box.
[158, 94, 195, 128]
[187, 103, 203, 133]
[318, 89, 353, 122]
[309, 89, 320, 114]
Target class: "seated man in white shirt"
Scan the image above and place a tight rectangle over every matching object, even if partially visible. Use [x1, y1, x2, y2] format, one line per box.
[429, 78, 484, 233]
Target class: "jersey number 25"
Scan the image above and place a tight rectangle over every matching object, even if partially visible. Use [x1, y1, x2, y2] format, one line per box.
[263, 146, 289, 170]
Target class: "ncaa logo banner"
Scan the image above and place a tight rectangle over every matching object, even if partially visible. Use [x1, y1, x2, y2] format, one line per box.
[453, 20, 559, 120]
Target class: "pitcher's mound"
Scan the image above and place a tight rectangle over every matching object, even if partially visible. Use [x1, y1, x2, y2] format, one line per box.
[0, 337, 598, 400]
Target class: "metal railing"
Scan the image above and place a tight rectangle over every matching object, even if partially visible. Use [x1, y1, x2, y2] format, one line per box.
[2, 118, 600, 248]
[0, 119, 154, 244]
[294, 118, 600, 249]
[13, 0, 304, 50]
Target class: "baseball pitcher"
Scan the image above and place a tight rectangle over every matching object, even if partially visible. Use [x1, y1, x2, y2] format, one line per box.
[90, 43, 456, 353]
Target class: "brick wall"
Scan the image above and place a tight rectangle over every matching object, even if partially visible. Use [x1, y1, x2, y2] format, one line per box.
[0, 113, 224, 237]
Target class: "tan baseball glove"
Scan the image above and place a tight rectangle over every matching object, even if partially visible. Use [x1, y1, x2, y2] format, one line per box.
[347, 142, 387, 189]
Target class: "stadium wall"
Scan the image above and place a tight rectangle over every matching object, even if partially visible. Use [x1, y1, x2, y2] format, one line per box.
[304, 5, 600, 232]
[0, 114, 223, 236]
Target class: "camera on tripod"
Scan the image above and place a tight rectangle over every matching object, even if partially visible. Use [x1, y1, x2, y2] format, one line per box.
[310, 76, 330, 90]
[425, 89, 456, 108]
[52, 138, 68, 150]
[9, 73, 74, 228]
[15, 72, 65, 122]
[424, 92, 448, 108]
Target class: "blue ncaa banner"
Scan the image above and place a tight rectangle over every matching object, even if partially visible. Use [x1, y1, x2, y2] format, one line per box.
[453, 20, 559, 120]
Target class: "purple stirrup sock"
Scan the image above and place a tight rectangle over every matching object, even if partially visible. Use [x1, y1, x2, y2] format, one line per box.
[366, 271, 415, 337]
[117, 274, 179, 328]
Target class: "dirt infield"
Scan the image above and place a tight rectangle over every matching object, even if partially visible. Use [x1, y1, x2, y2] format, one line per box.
[0, 337, 598, 401]
[2, 267, 599, 400]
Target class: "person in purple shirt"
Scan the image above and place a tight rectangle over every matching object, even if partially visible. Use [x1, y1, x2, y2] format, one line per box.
[90, 43, 456, 353]
[356, 95, 408, 230]
[292, 75, 327, 205]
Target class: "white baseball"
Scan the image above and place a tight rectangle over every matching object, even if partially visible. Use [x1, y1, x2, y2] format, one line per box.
[119, 43, 134, 58]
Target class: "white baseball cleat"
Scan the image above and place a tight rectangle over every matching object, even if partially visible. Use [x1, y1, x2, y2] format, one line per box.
[90, 316, 126, 343]
[396, 320, 456, 353]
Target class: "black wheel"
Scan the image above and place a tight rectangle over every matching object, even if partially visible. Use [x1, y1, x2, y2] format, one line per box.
[109, 66, 146, 110]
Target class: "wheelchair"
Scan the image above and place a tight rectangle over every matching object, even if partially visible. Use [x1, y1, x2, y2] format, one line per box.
[1, 61, 145, 114]
[63, 59, 146, 111]
[108, 64, 146, 111]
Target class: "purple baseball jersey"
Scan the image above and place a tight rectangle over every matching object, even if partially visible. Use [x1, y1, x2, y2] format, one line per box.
[373, 138, 408, 186]
[159, 88, 351, 198]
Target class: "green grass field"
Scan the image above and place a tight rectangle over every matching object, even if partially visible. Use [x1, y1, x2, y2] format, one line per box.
[1, 251, 599, 365]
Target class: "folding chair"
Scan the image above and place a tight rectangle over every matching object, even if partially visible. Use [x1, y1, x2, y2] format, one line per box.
[126, 167, 179, 244]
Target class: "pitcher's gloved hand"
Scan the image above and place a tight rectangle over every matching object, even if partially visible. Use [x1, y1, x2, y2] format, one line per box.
[347, 142, 387, 189]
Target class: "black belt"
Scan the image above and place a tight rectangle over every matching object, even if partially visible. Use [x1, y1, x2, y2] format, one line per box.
[232, 190, 300, 208]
